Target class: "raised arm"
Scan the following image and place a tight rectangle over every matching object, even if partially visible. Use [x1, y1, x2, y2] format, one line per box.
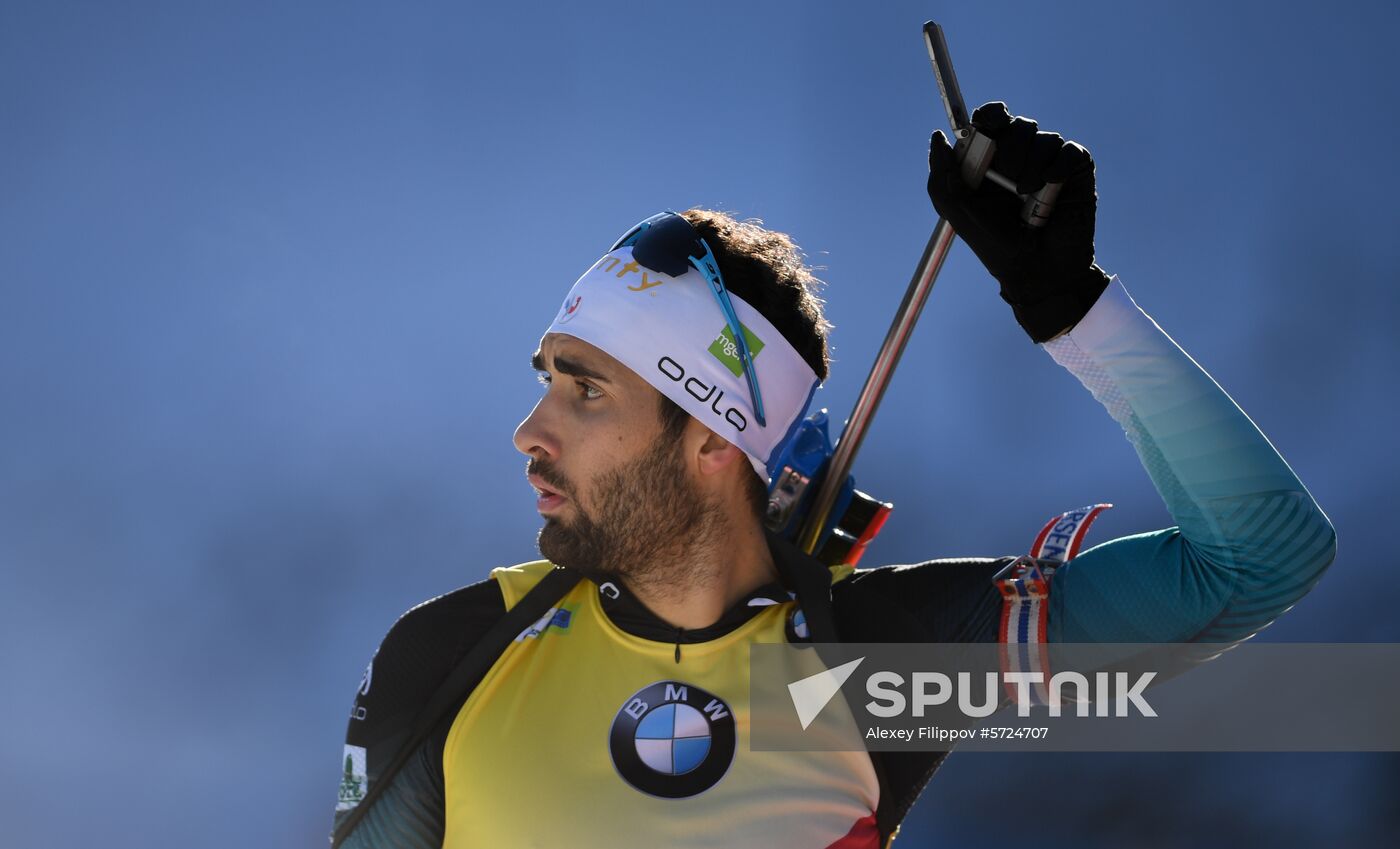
[926, 102, 1335, 645]
[1039, 278, 1335, 642]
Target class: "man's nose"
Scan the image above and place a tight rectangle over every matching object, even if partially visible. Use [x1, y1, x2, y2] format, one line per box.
[513, 398, 560, 459]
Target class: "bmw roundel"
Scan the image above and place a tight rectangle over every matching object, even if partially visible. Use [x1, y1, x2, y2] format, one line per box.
[608, 680, 736, 798]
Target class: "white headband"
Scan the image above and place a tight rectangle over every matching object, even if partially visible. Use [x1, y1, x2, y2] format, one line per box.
[544, 247, 819, 481]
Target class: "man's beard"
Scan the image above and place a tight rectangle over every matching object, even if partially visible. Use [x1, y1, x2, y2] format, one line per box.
[533, 433, 720, 596]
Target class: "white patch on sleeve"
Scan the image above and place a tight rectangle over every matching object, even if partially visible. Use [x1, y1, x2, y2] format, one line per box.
[337, 745, 368, 811]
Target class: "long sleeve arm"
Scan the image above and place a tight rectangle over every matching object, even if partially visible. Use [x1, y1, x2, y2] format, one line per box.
[1043, 279, 1336, 644]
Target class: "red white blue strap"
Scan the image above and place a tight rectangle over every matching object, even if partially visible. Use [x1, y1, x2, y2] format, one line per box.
[997, 555, 1053, 704]
[1030, 503, 1113, 564]
[997, 504, 1113, 706]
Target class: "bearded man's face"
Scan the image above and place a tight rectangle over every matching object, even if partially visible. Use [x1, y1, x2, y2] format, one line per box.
[532, 431, 708, 584]
[515, 334, 717, 587]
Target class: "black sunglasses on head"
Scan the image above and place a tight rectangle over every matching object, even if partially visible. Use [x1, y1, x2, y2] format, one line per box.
[610, 212, 767, 427]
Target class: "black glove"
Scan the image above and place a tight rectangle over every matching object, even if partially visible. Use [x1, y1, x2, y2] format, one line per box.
[927, 102, 1110, 343]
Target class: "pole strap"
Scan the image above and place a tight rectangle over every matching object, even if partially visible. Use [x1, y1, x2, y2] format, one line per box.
[996, 504, 1112, 706]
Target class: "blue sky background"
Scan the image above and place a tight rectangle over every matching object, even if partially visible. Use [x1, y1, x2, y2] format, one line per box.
[3, 1, 1397, 847]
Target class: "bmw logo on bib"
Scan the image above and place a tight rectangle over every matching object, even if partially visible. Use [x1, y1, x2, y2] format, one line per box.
[609, 680, 736, 798]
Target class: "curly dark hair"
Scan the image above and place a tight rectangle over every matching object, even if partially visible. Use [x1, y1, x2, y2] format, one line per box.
[654, 209, 832, 516]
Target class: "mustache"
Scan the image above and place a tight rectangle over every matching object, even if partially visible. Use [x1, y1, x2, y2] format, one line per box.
[527, 458, 573, 497]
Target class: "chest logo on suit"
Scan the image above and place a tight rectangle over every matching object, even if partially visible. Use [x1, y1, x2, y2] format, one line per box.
[608, 680, 736, 798]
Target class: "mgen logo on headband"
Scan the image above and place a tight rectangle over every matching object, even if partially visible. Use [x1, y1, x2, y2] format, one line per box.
[709, 325, 765, 379]
[543, 247, 819, 482]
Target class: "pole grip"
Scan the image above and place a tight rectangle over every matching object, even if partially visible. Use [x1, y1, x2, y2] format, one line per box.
[1023, 181, 1060, 227]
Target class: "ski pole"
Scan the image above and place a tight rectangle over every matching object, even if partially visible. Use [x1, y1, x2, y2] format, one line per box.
[795, 219, 955, 554]
[796, 20, 1039, 555]
[924, 21, 1061, 227]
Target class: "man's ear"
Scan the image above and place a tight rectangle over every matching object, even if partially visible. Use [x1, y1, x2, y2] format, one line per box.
[689, 419, 745, 479]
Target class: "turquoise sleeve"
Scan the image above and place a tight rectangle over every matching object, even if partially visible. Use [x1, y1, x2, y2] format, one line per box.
[1042, 279, 1336, 643]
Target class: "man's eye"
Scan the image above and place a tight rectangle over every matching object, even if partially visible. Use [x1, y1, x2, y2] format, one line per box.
[537, 372, 601, 401]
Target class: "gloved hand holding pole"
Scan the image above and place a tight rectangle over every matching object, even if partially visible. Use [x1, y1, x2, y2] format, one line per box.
[925, 22, 1062, 228]
[924, 20, 1111, 344]
[797, 20, 1108, 553]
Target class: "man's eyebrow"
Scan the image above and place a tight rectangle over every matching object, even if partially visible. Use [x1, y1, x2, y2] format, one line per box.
[530, 349, 612, 383]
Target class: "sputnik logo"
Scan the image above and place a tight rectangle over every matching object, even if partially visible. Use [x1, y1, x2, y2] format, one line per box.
[787, 657, 865, 730]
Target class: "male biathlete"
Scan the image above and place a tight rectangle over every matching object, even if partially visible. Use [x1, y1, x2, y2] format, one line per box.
[331, 104, 1335, 848]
